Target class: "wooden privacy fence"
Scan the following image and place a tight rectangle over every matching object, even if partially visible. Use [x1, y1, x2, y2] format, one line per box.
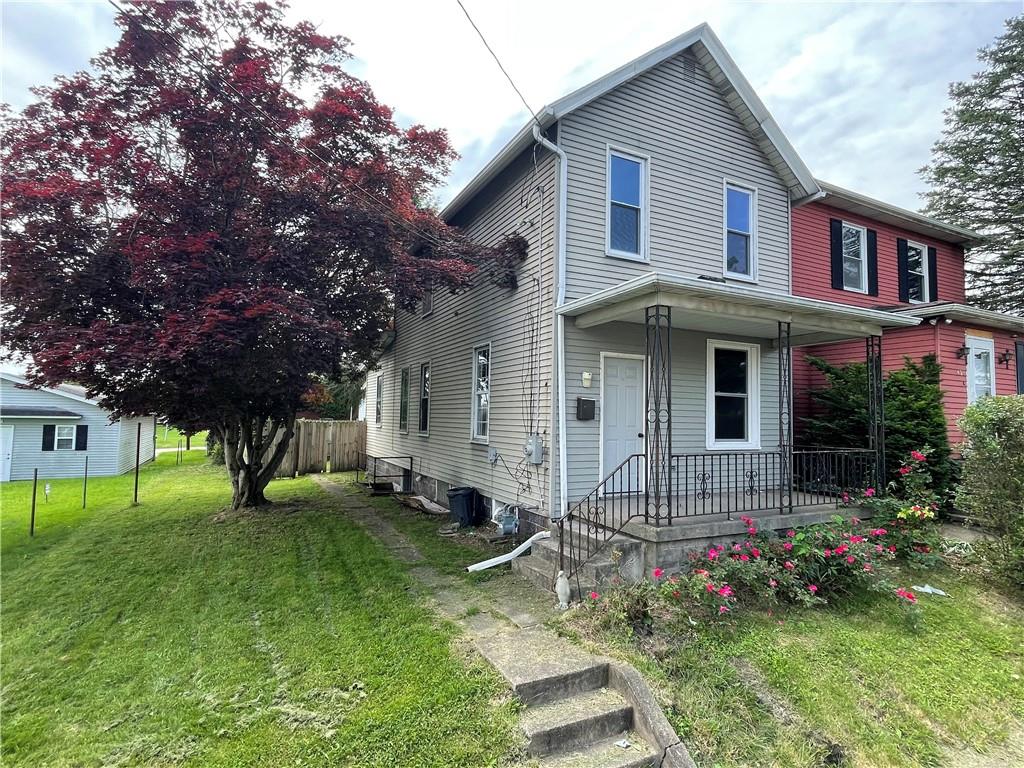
[271, 419, 366, 478]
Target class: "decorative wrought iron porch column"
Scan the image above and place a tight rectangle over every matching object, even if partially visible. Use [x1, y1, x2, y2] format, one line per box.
[645, 305, 672, 525]
[866, 334, 886, 488]
[778, 321, 793, 514]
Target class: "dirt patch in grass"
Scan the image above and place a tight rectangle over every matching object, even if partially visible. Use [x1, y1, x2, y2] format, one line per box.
[210, 501, 309, 523]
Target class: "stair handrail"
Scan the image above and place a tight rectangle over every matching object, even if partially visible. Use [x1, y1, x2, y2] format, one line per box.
[558, 453, 646, 580]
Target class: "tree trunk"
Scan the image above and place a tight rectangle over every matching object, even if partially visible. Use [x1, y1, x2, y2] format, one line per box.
[215, 413, 296, 509]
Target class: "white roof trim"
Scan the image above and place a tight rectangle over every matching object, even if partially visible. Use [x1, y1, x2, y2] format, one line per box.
[558, 272, 922, 330]
[817, 180, 983, 247]
[0, 372, 99, 406]
[892, 302, 1024, 333]
[441, 23, 819, 221]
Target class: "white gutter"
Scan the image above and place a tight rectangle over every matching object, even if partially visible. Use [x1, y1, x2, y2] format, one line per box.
[465, 530, 551, 572]
[532, 124, 570, 519]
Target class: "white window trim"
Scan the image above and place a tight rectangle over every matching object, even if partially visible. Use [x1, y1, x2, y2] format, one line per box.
[965, 335, 996, 404]
[605, 145, 650, 262]
[906, 239, 930, 304]
[398, 366, 410, 434]
[705, 339, 761, 451]
[374, 375, 383, 427]
[418, 361, 430, 436]
[721, 180, 758, 283]
[470, 342, 491, 444]
[55, 424, 76, 451]
[841, 220, 869, 294]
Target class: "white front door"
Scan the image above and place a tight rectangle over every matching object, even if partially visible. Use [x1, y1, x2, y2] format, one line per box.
[601, 355, 644, 490]
[966, 335, 996, 404]
[0, 425, 14, 482]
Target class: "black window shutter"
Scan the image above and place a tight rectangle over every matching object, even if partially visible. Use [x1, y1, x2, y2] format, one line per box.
[75, 424, 89, 451]
[41, 424, 55, 451]
[829, 219, 844, 290]
[927, 246, 938, 301]
[867, 229, 879, 296]
[897, 238, 910, 303]
[1016, 341, 1024, 395]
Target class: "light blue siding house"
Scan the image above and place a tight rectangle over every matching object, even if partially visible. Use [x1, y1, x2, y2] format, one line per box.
[0, 372, 156, 482]
[365, 24, 919, 583]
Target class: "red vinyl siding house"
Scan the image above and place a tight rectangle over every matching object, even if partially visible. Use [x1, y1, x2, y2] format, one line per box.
[791, 181, 1024, 449]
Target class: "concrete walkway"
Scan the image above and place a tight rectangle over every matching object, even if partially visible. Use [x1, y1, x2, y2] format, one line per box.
[312, 476, 694, 768]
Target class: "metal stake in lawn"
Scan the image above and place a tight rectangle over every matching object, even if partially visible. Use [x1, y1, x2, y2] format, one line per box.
[133, 421, 141, 505]
[82, 455, 89, 509]
[30, 468, 38, 536]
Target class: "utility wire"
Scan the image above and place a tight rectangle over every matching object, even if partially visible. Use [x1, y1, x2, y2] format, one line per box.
[104, 0, 448, 250]
[455, 0, 543, 131]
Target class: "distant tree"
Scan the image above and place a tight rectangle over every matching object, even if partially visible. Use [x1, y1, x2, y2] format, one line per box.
[302, 372, 365, 420]
[800, 355, 954, 496]
[919, 15, 1024, 314]
[1, 0, 525, 508]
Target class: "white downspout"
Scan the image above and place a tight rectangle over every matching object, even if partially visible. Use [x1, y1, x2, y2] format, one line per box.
[533, 123, 570, 519]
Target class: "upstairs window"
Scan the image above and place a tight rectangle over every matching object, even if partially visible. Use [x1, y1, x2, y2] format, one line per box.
[906, 240, 928, 303]
[398, 367, 410, 433]
[418, 363, 430, 434]
[422, 286, 433, 316]
[471, 344, 491, 442]
[724, 184, 755, 279]
[606, 150, 646, 259]
[842, 222, 868, 293]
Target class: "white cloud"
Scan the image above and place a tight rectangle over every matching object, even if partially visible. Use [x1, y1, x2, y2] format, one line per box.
[3, 0, 1017, 211]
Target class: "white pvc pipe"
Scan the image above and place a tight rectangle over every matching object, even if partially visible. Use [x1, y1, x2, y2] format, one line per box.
[465, 530, 551, 572]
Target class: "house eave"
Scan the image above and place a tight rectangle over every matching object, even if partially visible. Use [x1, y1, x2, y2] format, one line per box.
[889, 302, 1024, 334]
[0, 372, 99, 406]
[558, 272, 921, 342]
[816, 180, 984, 248]
[441, 23, 820, 222]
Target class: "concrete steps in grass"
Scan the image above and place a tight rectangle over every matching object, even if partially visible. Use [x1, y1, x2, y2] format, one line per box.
[473, 627, 693, 767]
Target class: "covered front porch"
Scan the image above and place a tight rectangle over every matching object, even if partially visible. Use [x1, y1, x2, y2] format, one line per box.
[554, 272, 919, 576]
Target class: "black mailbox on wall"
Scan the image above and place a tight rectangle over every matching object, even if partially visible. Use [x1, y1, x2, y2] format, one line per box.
[576, 397, 596, 421]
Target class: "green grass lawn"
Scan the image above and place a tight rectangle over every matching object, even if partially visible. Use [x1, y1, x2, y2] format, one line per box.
[567, 569, 1024, 768]
[155, 426, 209, 449]
[1, 454, 519, 767]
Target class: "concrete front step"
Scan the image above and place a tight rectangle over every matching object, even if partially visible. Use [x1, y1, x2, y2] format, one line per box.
[474, 627, 609, 707]
[532, 536, 641, 583]
[536, 734, 657, 768]
[522, 688, 634, 757]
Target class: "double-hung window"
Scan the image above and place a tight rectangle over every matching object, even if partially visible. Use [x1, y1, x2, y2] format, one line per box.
[966, 335, 996, 404]
[606, 149, 646, 259]
[398, 367, 410, 433]
[422, 286, 433, 317]
[418, 363, 430, 434]
[55, 425, 75, 450]
[471, 344, 491, 442]
[724, 184, 755, 279]
[906, 240, 929, 303]
[841, 222, 868, 292]
[374, 376, 383, 426]
[706, 340, 760, 450]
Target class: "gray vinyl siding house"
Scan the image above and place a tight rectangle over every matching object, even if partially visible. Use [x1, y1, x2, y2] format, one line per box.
[367, 24, 917, 565]
[0, 373, 156, 482]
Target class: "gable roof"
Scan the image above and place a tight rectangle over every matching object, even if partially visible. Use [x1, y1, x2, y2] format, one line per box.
[442, 23, 820, 222]
[816, 180, 983, 248]
[0, 371, 99, 407]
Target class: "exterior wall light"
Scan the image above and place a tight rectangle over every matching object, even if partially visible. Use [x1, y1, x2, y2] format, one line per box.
[998, 348, 1014, 368]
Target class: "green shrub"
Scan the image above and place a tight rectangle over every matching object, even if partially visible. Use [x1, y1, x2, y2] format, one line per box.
[957, 395, 1024, 587]
[801, 354, 954, 497]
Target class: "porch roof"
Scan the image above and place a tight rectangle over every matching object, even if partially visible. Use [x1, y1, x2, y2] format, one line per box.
[558, 272, 921, 344]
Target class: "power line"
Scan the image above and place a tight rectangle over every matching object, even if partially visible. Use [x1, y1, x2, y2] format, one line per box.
[103, 0, 448, 249]
[455, 0, 543, 130]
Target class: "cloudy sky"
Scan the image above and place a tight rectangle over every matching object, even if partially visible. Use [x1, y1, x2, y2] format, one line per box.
[2, 0, 1018, 211]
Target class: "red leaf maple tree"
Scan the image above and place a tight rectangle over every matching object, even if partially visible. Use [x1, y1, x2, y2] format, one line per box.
[1, 0, 526, 508]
